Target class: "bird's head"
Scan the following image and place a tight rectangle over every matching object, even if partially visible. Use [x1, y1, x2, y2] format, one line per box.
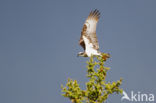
[77, 52, 88, 57]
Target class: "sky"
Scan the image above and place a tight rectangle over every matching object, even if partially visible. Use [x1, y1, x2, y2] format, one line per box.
[0, 0, 156, 103]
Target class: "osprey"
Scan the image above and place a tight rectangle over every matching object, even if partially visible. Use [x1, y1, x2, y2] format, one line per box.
[78, 9, 109, 58]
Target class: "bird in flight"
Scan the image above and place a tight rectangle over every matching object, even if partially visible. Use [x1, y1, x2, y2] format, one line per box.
[78, 9, 110, 59]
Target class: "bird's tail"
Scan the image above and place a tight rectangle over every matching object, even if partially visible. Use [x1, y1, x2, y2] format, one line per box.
[101, 53, 110, 61]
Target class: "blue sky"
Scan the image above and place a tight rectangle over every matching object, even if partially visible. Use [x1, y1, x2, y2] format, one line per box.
[0, 0, 156, 103]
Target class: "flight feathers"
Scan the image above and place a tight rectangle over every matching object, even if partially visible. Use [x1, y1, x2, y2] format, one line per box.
[79, 9, 100, 51]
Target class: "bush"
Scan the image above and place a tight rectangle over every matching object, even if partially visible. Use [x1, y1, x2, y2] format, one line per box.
[61, 54, 123, 103]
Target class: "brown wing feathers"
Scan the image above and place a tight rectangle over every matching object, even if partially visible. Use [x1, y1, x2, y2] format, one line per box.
[79, 24, 87, 50]
[79, 9, 100, 50]
[87, 9, 100, 50]
[88, 9, 100, 21]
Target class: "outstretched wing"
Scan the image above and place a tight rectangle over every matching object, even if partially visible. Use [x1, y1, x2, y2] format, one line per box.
[79, 9, 100, 50]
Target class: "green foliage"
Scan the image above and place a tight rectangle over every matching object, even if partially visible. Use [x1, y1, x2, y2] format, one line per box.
[61, 54, 123, 103]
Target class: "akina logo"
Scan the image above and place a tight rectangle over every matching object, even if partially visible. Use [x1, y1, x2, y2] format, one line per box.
[121, 90, 154, 102]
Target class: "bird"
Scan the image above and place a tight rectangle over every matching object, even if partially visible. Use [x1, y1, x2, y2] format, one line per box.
[77, 9, 110, 59]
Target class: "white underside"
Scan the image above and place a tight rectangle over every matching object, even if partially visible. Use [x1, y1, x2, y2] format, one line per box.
[83, 36, 101, 57]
